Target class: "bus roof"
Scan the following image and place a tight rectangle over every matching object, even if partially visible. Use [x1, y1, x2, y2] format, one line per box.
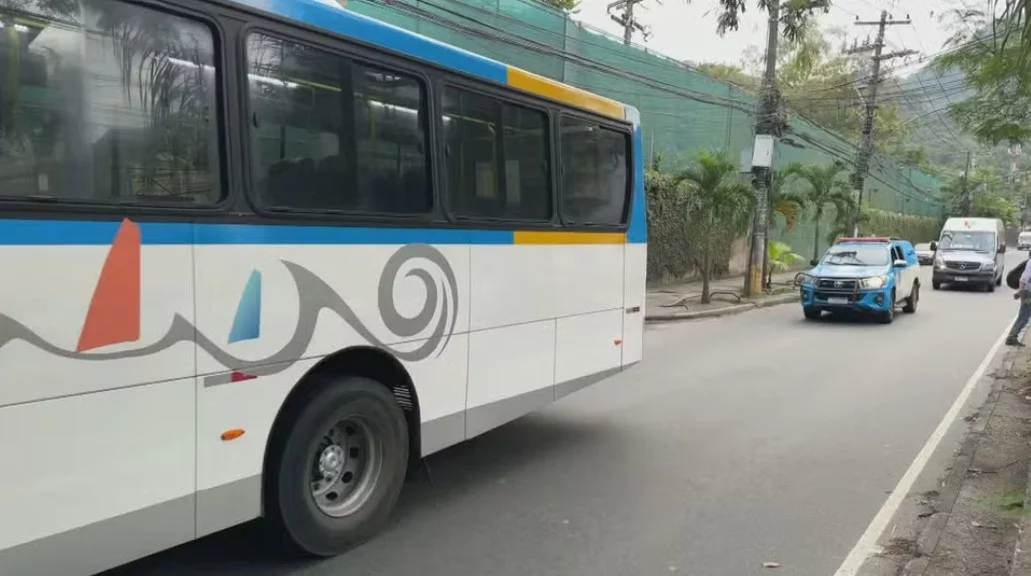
[230, 0, 633, 123]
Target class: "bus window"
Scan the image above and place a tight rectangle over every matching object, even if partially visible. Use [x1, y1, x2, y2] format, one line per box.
[442, 86, 551, 221]
[245, 34, 431, 214]
[0, 0, 221, 204]
[559, 118, 629, 226]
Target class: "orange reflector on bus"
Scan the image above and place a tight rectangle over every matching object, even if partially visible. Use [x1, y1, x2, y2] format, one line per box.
[221, 429, 246, 441]
[614, 338, 623, 346]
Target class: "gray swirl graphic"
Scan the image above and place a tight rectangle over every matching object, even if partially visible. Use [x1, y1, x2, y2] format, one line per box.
[0, 244, 459, 375]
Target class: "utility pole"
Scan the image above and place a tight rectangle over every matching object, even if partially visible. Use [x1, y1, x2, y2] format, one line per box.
[847, 11, 915, 235]
[961, 151, 973, 214]
[744, 1, 782, 298]
[607, 0, 650, 45]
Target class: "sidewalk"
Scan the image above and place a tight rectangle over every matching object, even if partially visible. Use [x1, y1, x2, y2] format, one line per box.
[646, 270, 801, 322]
[857, 345, 1031, 576]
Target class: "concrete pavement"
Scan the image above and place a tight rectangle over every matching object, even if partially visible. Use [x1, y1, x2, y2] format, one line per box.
[106, 255, 1025, 576]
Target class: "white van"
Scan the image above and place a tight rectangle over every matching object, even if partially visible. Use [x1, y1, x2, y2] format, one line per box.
[1018, 230, 1031, 250]
[931, 217, 1006, 291]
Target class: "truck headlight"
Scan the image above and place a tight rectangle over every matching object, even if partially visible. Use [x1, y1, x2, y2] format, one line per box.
[861, 275, 888, 289]
[935, 258, 946, 269]
[982, 261, 996, 271]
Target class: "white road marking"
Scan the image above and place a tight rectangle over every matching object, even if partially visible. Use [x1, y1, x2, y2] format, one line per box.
[832, 324, 1011, 576]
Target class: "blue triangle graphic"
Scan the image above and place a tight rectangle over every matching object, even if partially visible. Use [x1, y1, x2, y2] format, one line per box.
[228, 271, 261, 343]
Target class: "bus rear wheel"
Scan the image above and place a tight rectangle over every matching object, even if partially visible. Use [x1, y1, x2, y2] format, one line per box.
[268, 376, 408, 557]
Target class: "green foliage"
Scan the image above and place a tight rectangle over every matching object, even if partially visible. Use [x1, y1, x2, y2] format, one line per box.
[935, 25, 1031, 145]
[699, 24, 920, 163]
[670, 151, 755, 303]
[713, 0, 830, 43]
[940, 166, 1021, 224]
[795, 162, 853, 259]
[537, 0, 579, 12]
[863, 209, 941, 243]
[767, 241, 804, 273]
[770, 162, 806, 231]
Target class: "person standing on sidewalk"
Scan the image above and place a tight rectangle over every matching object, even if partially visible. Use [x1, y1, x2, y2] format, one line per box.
[1007, 258, 1031, 346]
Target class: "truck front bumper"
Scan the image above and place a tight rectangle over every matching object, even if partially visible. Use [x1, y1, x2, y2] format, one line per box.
[801, 285, 893, 313]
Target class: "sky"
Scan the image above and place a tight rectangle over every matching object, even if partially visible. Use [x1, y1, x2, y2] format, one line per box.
[573, 0, 969, 76]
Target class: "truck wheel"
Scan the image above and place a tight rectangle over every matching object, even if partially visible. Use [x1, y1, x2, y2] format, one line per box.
[267, 376, 409, 556]
[932, 280, 941, 290]
[803, 307, 822, 320]
[878, 293, 895, 324]
[902, 283, 919, 313]
[987, 281, 996, 293]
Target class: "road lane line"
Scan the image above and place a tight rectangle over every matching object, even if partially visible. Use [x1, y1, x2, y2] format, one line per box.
[832, 325, 1010, 576]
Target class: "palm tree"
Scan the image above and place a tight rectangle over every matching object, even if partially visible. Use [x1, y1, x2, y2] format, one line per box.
[769, 162, 807, 232]
[764, 162, 807, 288]
[796, 162, 854, 261]
[672, 151, 755, 303]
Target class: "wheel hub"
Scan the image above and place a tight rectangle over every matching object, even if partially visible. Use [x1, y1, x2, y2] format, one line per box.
[318, 445, 345, 480]
[308, 418, 384, 518]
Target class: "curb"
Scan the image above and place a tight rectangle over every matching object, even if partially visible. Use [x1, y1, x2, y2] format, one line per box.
[645, 292, 798, 323]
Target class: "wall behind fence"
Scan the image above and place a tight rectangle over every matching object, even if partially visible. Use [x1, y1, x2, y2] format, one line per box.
[350, 0, 943, 273]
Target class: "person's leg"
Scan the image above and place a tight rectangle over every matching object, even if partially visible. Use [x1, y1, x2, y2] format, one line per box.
[1007, 298, 1031, 344]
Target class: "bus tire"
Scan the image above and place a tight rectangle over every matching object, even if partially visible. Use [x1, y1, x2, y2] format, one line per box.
[268, 375, 408, 557]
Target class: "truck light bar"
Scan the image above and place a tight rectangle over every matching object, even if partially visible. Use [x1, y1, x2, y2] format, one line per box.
[835, 237, 892, 243]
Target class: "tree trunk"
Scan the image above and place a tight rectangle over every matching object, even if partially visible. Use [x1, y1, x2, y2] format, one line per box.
[813, 208, 822, 261]
[701, 241, 711, 304]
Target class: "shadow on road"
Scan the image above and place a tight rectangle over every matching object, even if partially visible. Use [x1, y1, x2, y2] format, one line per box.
[104, 413, 614, 575]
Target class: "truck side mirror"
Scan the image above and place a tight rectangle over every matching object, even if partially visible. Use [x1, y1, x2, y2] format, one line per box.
[809, 258, 819, 267]
[929, 241, 938, 252]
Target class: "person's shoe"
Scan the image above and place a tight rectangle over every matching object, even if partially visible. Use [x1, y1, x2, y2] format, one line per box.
[1006, 339, 1025, 347]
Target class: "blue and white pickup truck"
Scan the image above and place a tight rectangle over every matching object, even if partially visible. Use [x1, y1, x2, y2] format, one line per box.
[798, 237, 921, 324]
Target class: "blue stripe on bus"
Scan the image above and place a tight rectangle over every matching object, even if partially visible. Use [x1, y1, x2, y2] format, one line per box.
[194, 223, 512, 245]
[239, 0, 509, 84]
[627, 124, 647, 244]
[0, 220, 515, 246]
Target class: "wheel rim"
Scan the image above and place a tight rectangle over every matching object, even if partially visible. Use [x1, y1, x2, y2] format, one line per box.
[309, 417, 383, 518]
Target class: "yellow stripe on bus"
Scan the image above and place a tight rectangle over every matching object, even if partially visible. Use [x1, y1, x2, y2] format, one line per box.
[513, 231, 626, 244]
[506, 68, 625, 120]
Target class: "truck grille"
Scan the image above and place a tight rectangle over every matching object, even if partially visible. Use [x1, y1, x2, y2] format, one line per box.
[816, 278, 858, 292]
[945, 261, 980, 271]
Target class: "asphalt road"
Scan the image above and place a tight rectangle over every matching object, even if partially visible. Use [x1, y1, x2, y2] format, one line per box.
[108, 254, 1025, 576]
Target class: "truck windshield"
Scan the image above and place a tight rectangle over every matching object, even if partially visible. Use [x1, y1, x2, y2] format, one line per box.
[822, 244, 890, 266]
[939, 231, 994, 253]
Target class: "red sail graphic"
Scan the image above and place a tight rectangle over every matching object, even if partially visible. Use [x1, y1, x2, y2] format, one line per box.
[76, 219, 141, 352]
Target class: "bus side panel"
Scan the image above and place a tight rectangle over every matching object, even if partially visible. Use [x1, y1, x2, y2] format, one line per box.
[552, 244, 626, 398]
[0, 382, 196, 576]
[621, 242, 647, 368]
[0, 236, 197, 574]
[192, 240, 471, 524]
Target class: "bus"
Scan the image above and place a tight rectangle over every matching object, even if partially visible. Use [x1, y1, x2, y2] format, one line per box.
[0, 0, 646, 573]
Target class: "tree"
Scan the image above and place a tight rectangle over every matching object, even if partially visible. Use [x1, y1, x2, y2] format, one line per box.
[671, 151, 755, 303]
[538, 0, 579, 12]
[698, 24, 920, 163]
[767, 241, 804, 277]
[713, 0, 830, 42]
[770, 161, 807, 231]
[795, 162, 853, 260]
[940, 166, 1020, 223]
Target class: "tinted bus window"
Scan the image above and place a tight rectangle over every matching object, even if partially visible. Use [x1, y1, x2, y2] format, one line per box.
[559, 118, 629, 225]
[245, 34, 430, 214]
[0, 1, 221, 204]
[442, 86, 550, 221]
